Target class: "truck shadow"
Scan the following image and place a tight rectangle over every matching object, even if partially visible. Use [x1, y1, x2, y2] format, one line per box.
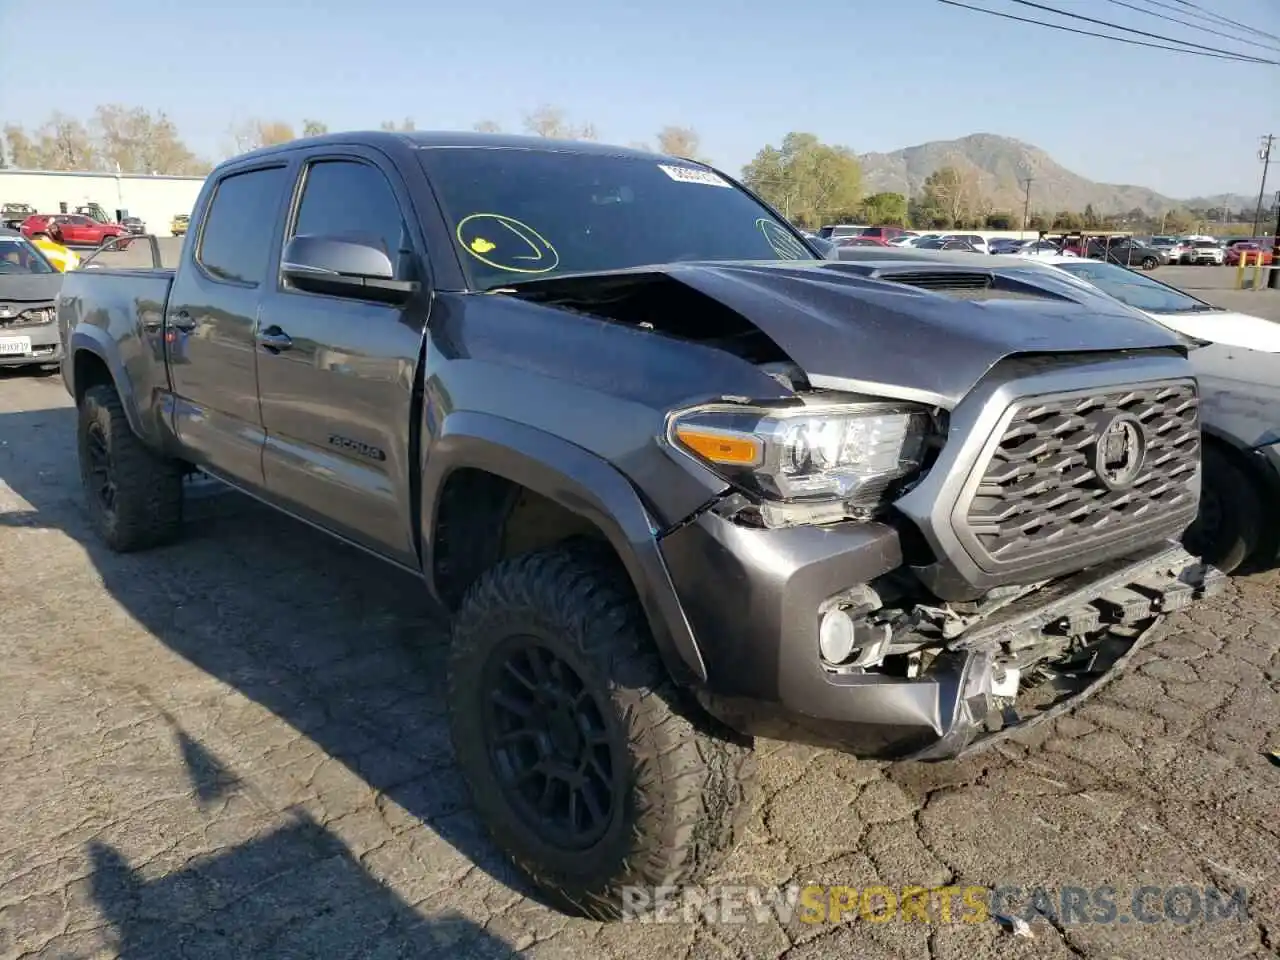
[87, 717, 512, 958]
[0, 400, 567, 929]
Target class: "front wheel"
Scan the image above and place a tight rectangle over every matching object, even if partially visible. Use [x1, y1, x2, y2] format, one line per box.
[447, 545, 757, 919]
[78, 384, 184, 552]
[1184, 445, 1264, 574]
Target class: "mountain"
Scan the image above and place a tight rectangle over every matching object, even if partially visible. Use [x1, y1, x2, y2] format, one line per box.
[856, 133, 1246, 216]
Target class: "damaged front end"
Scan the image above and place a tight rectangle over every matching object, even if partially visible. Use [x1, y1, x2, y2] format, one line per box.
[818, 541, 1224, 760]
[502, 261, 1221, 761]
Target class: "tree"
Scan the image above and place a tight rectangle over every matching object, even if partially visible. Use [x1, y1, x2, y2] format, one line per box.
[741, 133, 861, 226]
[3, 113, 98, 171]
[1082, 203, 1099, 228]
[522, 105, 596, 141]
[1163, 209, 1194, 233]
[301, 119, 328, 137]
[1051, 210, 1083, 229]
[93, 105, 206, 175]
[228, 119, 297, 153]
[1027, 213, 1049, 231]
[859, 192, 908, 226]
[379, 118, 416, 132]
[3, 125, 38, 169]
[473, 120, 502, 133]
[984, 212, 1015, 229]
[921, 165, 980, 227]
[656, 125, 701, 160]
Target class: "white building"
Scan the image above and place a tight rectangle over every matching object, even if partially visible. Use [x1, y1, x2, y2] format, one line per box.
[0, 169, 206, 237]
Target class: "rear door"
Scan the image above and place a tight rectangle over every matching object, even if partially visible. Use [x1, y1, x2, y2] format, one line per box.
[255, 149, 428, 566]
[166, 161, 294, 488]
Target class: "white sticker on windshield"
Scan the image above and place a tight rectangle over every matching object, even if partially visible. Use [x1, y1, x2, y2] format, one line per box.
[657, 164, 731, 187]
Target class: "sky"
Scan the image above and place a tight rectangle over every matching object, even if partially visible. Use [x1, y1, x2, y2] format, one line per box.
[0, 0, 1275, 199]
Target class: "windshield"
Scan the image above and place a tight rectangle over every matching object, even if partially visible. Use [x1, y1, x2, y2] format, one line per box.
[418, 148, 814, 290]
[0, 236, 55, 275]
[1056, 261, 1213, 314]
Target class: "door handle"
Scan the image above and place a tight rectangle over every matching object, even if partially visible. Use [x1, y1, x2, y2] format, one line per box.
[169, 310, 196, 332]
[257, 326, 293, 353]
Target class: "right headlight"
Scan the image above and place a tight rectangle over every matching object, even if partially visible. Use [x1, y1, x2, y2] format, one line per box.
[667, 400, 939, 526]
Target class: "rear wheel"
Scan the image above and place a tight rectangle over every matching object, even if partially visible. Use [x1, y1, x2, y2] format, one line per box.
[1184, 444, 1263, 574]
[1141, 256, 1158, 270]
[447, 544, 756, 919]
[77, 384, 184, 552]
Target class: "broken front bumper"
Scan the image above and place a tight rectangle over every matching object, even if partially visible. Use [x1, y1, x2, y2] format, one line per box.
[0, 322, 62, 367]
[660, 511, 1224, 761]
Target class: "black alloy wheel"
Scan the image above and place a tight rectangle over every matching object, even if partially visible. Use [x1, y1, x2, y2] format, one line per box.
[482, 635, 618, 851]
[83, 420, 117, 519]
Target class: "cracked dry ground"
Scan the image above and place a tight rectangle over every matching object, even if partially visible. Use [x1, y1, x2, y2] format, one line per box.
[0, 371, 1277, 960]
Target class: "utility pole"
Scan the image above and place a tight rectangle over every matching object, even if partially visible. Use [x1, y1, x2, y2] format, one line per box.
[1251, 134, 1274, 239]
[1268, 187, 1280, 290]
[1020, 177, 1034, 239]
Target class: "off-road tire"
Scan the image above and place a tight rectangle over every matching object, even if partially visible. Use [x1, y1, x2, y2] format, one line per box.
[78, 383, 183, 552]
[1184, 444, 1262, 574]
[447, 544, 757, 919]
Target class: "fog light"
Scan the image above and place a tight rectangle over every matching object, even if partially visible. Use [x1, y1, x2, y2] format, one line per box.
[819, 608, 856, 664]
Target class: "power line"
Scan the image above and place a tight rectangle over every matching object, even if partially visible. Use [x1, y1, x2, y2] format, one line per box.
[1000, 0, 1276, 62]
[1105, 0, 1280, 54]
[1141, 0, 1280, 46]
[1169, 0, 1280, 44]
[933, 0, 1279, 63]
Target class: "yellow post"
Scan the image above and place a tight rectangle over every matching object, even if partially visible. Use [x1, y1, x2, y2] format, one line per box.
[1236, 251, 1248, 289]
[1255, 254, 1265, 291]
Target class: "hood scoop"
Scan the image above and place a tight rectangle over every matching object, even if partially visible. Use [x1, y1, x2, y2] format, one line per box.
[882, 271, 993, 291]
[874, 268, 1064, 302]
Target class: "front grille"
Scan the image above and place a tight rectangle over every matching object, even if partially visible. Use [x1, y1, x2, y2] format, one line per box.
[962, 380, 1200, 565]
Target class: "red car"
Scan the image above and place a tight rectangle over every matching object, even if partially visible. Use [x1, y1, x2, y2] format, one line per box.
[859, 225, 908, 242]
[21, 214, 131, 249]
[1224, 241, 1274, 267]
[836, 236, 890, 247]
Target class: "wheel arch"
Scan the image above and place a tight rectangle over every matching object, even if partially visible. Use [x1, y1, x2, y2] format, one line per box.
[421, 411, 707, 685]
[69, 333, 146, 439]
[1199, 425, 1280, 564]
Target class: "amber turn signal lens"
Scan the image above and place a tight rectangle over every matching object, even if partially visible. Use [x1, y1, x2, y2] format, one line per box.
[674, 427, 762, 466]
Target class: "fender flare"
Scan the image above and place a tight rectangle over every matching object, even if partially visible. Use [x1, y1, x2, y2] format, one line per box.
[68, 329, 147, 439]
[420, 410, 708, 685]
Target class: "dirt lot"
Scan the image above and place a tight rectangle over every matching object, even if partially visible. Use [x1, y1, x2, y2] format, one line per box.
[0, 265, 1277, 959]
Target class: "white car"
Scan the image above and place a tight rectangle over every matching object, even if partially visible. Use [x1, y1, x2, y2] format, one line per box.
[1028, 255, 1280, 353]
[1182, 239, 1226, 266]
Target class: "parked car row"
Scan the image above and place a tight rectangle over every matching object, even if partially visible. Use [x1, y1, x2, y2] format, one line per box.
[816, 224, 1275, 269]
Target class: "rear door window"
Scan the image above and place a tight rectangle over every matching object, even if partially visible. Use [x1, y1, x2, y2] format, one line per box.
[197, 166, 290, 285]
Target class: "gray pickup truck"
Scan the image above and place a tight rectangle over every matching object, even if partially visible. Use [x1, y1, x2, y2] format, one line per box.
[57, 131, 1222, 917]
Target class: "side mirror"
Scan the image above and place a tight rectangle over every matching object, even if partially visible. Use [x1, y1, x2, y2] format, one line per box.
[281, 234, 419, 304]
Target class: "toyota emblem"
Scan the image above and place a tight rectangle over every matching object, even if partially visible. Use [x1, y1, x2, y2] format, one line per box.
[1091, 413, 1147, 490]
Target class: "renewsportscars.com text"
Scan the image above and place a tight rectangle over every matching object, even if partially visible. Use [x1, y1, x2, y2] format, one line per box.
[620, 883, 1250, 926]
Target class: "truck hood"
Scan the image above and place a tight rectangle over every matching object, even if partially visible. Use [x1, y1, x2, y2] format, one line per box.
[648, 261, 1184, 407]
[0, 273, 62, 304]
